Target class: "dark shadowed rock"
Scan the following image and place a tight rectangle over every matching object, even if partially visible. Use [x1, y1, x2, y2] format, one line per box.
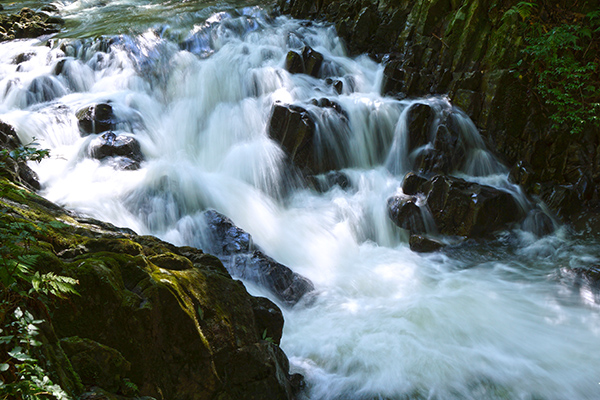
[232, 250, 315, 306]
[77, 103, 116, 136]
[390, 173, 526, 239]
[268, 102, 316, 171]
[388, 196, 426, 234]
[402, 172, 428, 195]
[285, 46, 324, 78]
[0, 121, 41, 190]
[202, 209, 315, 306]
[409, 234, 445, 252]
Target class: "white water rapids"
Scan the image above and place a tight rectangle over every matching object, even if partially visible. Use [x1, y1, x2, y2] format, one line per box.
[1, 2, 600, 399]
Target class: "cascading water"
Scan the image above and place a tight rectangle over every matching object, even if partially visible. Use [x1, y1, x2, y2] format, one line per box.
[1, 2, 600, 399]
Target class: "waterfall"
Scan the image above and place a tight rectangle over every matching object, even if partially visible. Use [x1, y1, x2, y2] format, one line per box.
[1, 3, 600, 399]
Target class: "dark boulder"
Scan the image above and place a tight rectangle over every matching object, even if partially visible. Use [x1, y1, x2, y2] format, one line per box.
[0, 121, 41, 190]
[77, 103, 116, 136]
[268, 102, 316, 172]
[402, 172, 428, 195]
[409, 234, 445, 253]
[387, 196, 427, 234]
[402, 103, 467, 175]
[201, 209, 315, 306]
[268, 99, 349, 174]
[202, 209, 254, 255]
[308, 170, 351, 193]
[285, 46, 324, 78]
[231, 250, 315, 306]
[88, 132, 143, 170]
[389, 173, 526, 239]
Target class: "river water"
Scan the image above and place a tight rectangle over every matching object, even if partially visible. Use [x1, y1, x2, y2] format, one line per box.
[1, 1, 600, 399]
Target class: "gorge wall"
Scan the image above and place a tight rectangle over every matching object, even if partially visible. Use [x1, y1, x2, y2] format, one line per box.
[279, 0, 600, 220]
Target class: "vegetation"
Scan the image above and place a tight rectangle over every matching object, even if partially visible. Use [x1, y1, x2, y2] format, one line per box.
[507, 1, 600, 134]
[0, 144, 77, 400]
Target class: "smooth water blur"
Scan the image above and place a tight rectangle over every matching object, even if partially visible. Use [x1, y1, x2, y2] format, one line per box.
[1, 2, 600, 399]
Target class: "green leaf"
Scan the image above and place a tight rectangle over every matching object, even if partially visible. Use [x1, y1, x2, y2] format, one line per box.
[0, 363, 9, 372]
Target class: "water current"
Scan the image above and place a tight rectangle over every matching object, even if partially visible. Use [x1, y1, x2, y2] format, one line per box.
[1, 1, 600, 399]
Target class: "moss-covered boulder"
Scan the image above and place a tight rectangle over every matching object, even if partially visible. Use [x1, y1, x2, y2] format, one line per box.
[0, 137, 300, 399]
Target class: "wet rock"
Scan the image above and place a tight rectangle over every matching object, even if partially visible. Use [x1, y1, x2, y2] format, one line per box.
[308, 170, 351, 193]
[409, 234, 445, 253]
[387, 196, 426, 234]
[522, 208, 555, 237]
[231, 250, 315, 306]
[268, 102, 316, 172]
[0, 121, 41, 190]
[202, 209, 315, 305]
[89, 132, 143, 170]
[406, 105, 466, 175]
[285, 46, 324, 78]
[389, 173, 526, 238]
[402, 172, 428, 195]
[77, 103, 116, 136]
[25, 75, 66, 106]
[252, 296, 284, 345]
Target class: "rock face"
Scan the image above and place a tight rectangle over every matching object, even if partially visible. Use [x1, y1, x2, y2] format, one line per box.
[0, 145, 300, 399]
[279, 0, 600, 219]
[389, 173, 525, 238]
[404, 103, 467, 175]
[201, 209, 315, 306]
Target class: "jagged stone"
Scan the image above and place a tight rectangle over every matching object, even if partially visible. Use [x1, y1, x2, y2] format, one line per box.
[387, 196, 426, 234]
[284, 46, 324, 78]
[202, 209, 315, 305]
[268, 102, 316, 172]
[389, 174, 526, 238]
[88, 132, 143, 170]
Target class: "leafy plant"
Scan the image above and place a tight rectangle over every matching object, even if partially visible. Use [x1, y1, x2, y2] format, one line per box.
[507, 3, 600, 134]
[502, 1, 538, 21]
[0, 138, 50, 164]
[0, 308, 70, 400]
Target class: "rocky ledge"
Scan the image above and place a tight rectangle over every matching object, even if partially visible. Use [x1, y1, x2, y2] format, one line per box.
[0, 124, 301, 399]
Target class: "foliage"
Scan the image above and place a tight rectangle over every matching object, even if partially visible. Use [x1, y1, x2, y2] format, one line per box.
[508, 2, 600, 134]
[502, 1, 538, 21]
[0, 169, 77, 399]
[0, 138, 50, 166]
[0, 308, 70, 400]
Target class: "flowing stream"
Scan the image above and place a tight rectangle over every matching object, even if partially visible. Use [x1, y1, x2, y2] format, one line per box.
[2, 1, 600, 399]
